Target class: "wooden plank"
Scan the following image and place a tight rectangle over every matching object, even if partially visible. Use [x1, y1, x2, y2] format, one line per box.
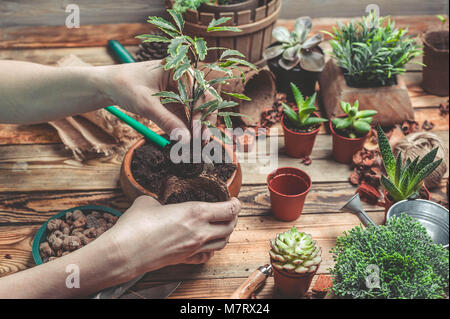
[0, 212, 386, 279]
[1, 181, 447, 225]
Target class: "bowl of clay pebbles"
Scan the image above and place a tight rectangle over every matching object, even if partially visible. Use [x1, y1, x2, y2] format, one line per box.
[32, 205, 121, 265]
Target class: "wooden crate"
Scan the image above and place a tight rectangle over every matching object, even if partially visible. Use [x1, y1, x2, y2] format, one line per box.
[166, 0, 282, 65]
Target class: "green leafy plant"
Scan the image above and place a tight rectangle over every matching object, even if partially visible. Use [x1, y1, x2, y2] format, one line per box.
[137, 10, 256, 145]
[436, 14, 447, 25]
[270, 227, 322, 274]
[263, 17, 325, 71]
[332, 101, 377, 138]
[330, 214, 449, 299]
[377, 126, 442, 202]
[325, 12, 422, 87]
[281, 83, 328, 129]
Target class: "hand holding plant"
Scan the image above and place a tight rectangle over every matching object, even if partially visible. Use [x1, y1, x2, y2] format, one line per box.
[332, 101, 377, 138]
[377, 126, 442, 202]
[281, 83, 328, 129]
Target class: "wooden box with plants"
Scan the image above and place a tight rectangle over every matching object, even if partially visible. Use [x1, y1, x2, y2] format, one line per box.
[319, 13, 423, 127]
[166, 0, 282, 65]
[263, 17, 326, 102]
[121, 10, 256, 204]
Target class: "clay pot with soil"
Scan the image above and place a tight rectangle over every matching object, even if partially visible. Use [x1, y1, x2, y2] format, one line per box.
[330, 101, 377, 164]
[121, 137, 242, 204]
[269, 227, 321, 297]
[263, 17, 325, 102]
[422, 24, 449, 96]
[267, 167, 312, 221]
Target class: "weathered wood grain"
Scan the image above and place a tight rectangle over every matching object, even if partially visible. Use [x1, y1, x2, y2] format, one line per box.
[0, 211, 385, 280]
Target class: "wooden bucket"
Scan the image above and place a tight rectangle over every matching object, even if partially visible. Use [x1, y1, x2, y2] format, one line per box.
[166, 0, 282, 66]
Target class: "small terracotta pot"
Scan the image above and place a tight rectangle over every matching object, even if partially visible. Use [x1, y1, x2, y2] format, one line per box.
[271, 262, 318, 298]
[282, 113, 321, 158]
[120, 138, 242, 203]
[383, 186, 431, 223]
[330, 117, 368, 164]
[267, 167, 312, 221]
[422, 30, 449, 96]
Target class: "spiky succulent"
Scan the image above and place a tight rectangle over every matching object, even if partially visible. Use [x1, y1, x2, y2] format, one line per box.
[263, 17, 325, 71]
[270, 227, 322, 274]
[377, 126, 443, 202]
[332, 100, 377, 138]
[282, 83, 328, 129]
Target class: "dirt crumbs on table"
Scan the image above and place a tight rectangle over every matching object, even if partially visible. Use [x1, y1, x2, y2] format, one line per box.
[39, 209, 118, 263]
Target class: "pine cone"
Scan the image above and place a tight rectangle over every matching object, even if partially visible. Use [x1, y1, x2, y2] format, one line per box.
[135, 33, 169, 62]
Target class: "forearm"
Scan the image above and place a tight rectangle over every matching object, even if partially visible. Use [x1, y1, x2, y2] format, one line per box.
[0, 61, 110, 124]
[0, 231, 131, 299]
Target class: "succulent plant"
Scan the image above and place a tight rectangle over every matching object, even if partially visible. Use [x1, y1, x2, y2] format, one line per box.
[377, 126, 443, 202]
[332, 101, 377, 138]
[281, 83, 328, 129]
[270, 227, 322, 274]
[263, 17, 325, 71]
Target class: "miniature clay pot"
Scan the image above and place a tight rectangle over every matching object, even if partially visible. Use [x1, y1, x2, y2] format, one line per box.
[271, 262, 319, 298]
[267, 42, 323, 102]
[282, 113, 321, 158]
[120, 137, 242, 203]
[330, 116, 369, 164]
[422, 29, 449, 96]
[267, 167, 312, 221]
[383, 186, 430, 223]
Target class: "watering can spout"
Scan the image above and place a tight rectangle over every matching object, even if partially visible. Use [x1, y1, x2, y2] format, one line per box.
[341, 194, 378, 227]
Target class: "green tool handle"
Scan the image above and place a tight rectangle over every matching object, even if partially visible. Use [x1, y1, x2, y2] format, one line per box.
[105, 40, 170, 149]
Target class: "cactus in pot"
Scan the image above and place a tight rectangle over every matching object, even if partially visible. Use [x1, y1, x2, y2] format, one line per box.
[269, 227, 322, 297]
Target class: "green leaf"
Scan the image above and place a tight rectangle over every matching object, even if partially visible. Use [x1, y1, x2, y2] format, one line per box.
[394, 152, 402, 185]
[147, 16, 179, 36]
[377, 126, 396, 181]
[381, 175, 404, 202]
[160, 98, 179, 104]
[225, 58, 258, 70]
[207, 26, 242, 33]
[178, 80, 188, 102]
[165, 45, 188, 70]
[356, 110, 378, 118]
[207, 76, 236, 86]
[298, 106, 317, 123]
[281, 103, 300, 125]
[153, 91, 181, 101]
[414, 147, 438, 176]
[194, 38, 207, 60]
[195, 100, 218, 112]
[340, 101, 351, 114]
[302, 117, 328, 127]
[333, 117, 352, 129]
[136, 34, 170, 43]
[217, 112, 249, 118]
[290, 82, 304, 107]
[167, 9, 184, 32]
[223, 92, 251, 101]
[223, 115, 233, 128]
[207, 17, 232, 29]
[220, 49, 245, 60]
[173, 62, 191, 81]
[353, 119, 371, 134]
[407, 159, 443, 194]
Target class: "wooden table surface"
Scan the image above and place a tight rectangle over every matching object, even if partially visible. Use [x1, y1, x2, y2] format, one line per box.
[0, 16, 448, 299]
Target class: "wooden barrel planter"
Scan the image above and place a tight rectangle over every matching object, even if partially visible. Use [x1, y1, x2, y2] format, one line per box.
[166, 0, 282, 66]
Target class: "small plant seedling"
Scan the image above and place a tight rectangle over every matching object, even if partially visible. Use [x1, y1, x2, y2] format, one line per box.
[263, 17, 325, 71]
[137, 10, 256, 146]
[332, 101, 377, 138]
[281, 83, 328, 129]
[436, 14, 447, 25]
[377, 126, 443, 202]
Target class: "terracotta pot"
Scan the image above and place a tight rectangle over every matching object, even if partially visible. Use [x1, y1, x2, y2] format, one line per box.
[267, 167, 312, 221]
[383, 186, 430, 223]
[267, 42, 323, 102]
[422, 30, 449, 96]
[330, 116, 368, 164]
[120, 138, 242, 203]
[282, 113, 321, 158]
[271, 262, 318, 298]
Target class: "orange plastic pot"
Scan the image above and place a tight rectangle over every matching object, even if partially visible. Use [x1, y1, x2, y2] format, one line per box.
[282, 113, 321, 158]
[330, 116, 368, 164]
[272, 263, 318, 298]
[267, 167, 312, 221]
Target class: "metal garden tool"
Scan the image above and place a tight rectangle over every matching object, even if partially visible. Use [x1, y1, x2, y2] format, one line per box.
[340, 194, 378, 227]
[230, 264, 272, 299]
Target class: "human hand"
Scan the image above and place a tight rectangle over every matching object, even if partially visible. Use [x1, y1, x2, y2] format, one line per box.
[98, 60, 216, 141]
[103, 196, 240, 280]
